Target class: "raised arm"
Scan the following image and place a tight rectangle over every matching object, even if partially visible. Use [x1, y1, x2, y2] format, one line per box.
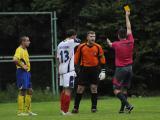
[126, 11, 132, 34]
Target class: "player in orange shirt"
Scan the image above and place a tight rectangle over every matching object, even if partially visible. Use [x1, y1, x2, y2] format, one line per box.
[72, 31, 106, 113]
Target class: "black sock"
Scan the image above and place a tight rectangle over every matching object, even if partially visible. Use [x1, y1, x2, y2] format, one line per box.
[74, 93, 82, 110]
[91, 93, 97, 109]
[117, 92, 129, 107]
[120, 101, 125, 111]
[120, 93, 128, 111]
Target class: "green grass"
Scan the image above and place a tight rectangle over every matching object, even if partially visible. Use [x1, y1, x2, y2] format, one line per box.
[0, 97, 160, 120]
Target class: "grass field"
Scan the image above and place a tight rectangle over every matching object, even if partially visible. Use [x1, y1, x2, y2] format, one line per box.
[0, 97, 160, 120]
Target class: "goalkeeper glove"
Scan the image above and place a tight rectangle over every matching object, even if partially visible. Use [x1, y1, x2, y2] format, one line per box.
[99, 69, 106, 80]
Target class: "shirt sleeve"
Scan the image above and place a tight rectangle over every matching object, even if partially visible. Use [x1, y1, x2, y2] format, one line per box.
[73, 38, 80, 47]
[99, 46, 106, 65]
[13, 48, 21, 60]
[74, 45, 81, 65]
[74, 38, 81, 43]
[67, 39, 81, 48]
[127, 33, 134, 42]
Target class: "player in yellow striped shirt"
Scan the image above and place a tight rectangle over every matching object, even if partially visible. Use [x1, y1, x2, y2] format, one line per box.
[13, 36, 37, 116]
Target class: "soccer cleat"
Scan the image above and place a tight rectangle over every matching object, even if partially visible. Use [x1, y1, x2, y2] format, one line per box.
[91, 109, 97, 113]
[65, 112, 72, 116]
[72, 108, 79, 113]
[60, 111, 72, 116]
[27, 112, 38, 116]
[125, 105, 134, 113]
[17, 112, 29, 116]
[60, 111, 66, 115]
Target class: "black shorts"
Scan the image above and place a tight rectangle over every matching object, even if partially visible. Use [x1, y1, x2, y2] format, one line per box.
[112, 65, 133, 90]
[78, 66, 100, 86]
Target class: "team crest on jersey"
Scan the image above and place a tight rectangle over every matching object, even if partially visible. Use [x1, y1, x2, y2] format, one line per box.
[93, 52, 97, 56]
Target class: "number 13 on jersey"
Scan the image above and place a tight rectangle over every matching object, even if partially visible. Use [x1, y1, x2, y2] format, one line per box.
[60, 50, 69, 63]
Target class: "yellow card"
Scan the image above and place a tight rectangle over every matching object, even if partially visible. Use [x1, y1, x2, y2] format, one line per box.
[124, 5, 130, 12]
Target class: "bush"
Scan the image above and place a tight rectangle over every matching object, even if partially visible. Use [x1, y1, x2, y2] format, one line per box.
[0, 85, 57, 103]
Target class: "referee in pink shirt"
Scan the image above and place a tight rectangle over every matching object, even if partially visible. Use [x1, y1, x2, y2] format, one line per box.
[107, 11, 134, 114]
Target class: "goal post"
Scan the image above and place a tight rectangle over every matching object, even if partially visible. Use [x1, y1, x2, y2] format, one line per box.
[0, 12, 59, 96]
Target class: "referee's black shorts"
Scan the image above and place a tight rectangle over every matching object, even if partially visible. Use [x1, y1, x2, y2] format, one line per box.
[77, 66, 100, 86]
[112, 65, 133, 90]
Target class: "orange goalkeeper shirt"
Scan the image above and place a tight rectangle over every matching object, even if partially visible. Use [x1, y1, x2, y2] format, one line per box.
[75, 43, 106, 67]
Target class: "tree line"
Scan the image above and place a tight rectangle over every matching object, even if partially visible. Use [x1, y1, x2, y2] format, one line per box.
[0, 0, 160, 95]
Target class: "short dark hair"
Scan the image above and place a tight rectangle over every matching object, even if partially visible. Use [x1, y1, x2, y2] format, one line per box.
[66, 29, 77, 37]
[87, 31, 95, 36]
[118, 28, 127, 39]
[19, 36, 29, 44]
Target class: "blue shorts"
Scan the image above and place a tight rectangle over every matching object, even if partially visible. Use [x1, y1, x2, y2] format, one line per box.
[16, 69, 32, 89]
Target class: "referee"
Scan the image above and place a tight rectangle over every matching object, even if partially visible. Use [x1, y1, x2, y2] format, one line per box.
[107, 11, 134, 113]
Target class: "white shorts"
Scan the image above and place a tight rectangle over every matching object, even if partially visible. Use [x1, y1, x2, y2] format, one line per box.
[59, 71, 76, 88]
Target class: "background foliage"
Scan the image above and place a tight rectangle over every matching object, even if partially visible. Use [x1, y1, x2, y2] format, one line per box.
[0, 0, 160, 96]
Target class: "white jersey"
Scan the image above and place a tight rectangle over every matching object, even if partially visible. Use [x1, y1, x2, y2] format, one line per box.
[57, 38, 80, 74]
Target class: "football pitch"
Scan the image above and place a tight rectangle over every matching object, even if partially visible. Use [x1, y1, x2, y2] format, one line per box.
[0, 97, 160, 120]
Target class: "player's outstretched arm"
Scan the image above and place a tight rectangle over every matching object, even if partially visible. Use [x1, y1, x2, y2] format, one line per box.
[106, 38, 112, 47]
[126, 11, 132, 34]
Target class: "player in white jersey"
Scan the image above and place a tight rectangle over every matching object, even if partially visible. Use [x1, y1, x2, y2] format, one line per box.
[57, 29, 80, 115]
